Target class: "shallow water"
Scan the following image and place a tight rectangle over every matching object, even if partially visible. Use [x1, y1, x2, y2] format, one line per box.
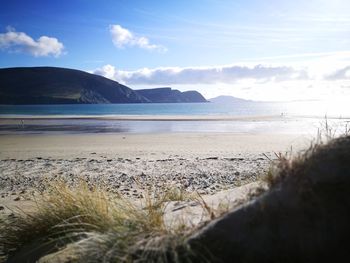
[0, 101, 349, 135]
[0, 117, 349, 135]
[0, 100, 348, 118]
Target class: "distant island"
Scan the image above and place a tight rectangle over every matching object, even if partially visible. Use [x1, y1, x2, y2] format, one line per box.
[0, 67, 207, 104]
[209, 95, 253, 104]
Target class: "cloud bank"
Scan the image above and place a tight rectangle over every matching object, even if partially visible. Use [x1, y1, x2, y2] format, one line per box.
[93, 64, 308, 85]
[109, 24, 167, 52]
[0, 27, 64, 57]
[92, 60, 350, 101]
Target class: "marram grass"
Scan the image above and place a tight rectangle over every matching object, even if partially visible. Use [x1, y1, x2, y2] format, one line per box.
[0, 181, 199, 263]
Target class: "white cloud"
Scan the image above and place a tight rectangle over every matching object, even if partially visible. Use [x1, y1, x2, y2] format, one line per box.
[0, 27, 64, 57]
[92, 59, 350, 101]
[109, 24, 167, 52]
[93, 64, 308, 85]
[93, 64, 118, 80]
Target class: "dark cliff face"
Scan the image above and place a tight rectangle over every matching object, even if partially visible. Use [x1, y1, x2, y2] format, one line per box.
[136, 87, 207, 103]
[0, 68, 208, 104]
[181, 91, 208, 102]
[0, 67, 150, 104]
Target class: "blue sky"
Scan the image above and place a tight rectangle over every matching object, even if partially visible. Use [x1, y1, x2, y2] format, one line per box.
[1, 0, 350, 100]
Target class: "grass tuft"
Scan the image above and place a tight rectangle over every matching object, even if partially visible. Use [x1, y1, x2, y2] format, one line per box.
[263, 118, 350, 188]
[0, 180, 196, 262]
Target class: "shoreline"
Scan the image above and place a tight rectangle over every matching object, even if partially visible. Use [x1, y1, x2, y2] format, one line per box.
[1, 114, 349, 121]
[1, 115, 348, 136]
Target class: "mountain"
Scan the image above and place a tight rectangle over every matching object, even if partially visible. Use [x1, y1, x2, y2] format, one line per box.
[209, 95, 253, 103]
[0, 67, 150, 104]
[0, 67, 208, 104]
[136, 87, 207, 103]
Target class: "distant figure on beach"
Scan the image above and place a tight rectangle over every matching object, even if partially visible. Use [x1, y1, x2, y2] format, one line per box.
[20, 119, 24, 128]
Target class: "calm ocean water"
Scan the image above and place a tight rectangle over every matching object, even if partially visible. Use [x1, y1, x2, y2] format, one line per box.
[0, 101, 348, 117]
[0, 101, 348, 134]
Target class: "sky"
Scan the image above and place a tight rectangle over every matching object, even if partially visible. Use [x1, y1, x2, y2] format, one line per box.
[1, 0, 350, 101]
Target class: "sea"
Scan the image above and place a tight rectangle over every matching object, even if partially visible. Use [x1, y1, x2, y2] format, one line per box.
[0, 100, 349, 117]
[0, 101, 349, 135]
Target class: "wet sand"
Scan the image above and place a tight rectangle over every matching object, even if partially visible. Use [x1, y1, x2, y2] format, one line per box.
[0, 132, 309, 159]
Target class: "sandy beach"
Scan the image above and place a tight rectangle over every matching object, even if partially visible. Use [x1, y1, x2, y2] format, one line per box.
[0, 114, 318, 231]
[0, 132, 310, 159]
[0, 130, 310, 234]
[0, 131, 310, 199]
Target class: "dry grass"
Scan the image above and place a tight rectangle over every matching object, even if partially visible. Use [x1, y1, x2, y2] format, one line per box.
[0, 181, 198, 262]
[263, 118, 350, 188]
